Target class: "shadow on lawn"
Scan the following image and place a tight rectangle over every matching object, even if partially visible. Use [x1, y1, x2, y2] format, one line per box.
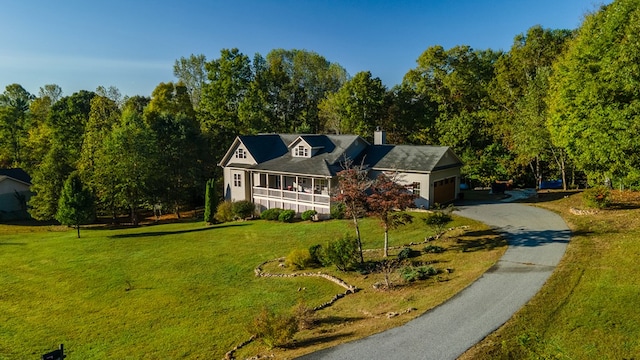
[451, 229, 507, 252]
[288, 332, 356, 350]
[107, 222, 250, 239]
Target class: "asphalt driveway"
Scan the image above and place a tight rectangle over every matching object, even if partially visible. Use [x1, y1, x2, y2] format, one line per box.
[300, 200, 570, 359]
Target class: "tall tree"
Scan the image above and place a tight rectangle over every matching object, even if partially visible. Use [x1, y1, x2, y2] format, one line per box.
[490, 26, 573, 187]
[548, 0, 640, 186]
[29, 91, 95, 220]
[173, 54, 207, 110]
[367, 174, 416, 257]
[145, 82, 202, 217]
[333, 160, 370, 264]
[319, 71, 386, 139]
[56, 172, 94, 238]
[404, 45, 502, 185]
[0, 84, 34, 167]
[203, 178, 217, 225]
[95, 112, 159, 225]
[38, 84, 63, 104]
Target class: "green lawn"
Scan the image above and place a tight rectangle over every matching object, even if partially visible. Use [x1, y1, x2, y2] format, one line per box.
[0, 213, 504, 359]
[461, 190, 640, 359]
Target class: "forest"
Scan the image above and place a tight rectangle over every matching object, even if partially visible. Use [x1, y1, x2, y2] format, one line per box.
[0, 0, 638, 223]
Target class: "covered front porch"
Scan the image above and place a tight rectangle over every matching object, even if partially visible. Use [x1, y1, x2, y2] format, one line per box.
[250, 172, 333, 214]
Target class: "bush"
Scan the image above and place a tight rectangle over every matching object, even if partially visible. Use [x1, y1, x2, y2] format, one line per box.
[400, 265, 438, 282]
[397, 247, 420, 261]
[260, 208, 282, 221]
[214, 201, 234, 223]
[424, 244, 446, 254]
[308, 244, 323, 266]
[424, 205, 454, 236]
[278, 209, 296, 223]
[232, 200, 255, 219]
[330, 202, 345, 219]
[293, 301, 316, 330]
[322, 234, 360, 271]
[253, 308, 298, 349]
[286, 248, 313, 270]
[583, 186, 612, 209]
[301, 209, 317, 221]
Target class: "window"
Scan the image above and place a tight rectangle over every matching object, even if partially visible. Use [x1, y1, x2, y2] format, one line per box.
[294, 145, 308, 157]
[412, 182, 421, 197]
[235, 148, 246, 159]
[233, 173, 242, 187]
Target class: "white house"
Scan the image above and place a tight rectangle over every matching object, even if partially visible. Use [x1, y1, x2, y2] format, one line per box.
[219, 130, 463, 216]
[0, 168, 32, 220]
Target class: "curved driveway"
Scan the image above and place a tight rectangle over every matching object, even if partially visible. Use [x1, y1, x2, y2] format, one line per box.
[300, 200, 570, 360]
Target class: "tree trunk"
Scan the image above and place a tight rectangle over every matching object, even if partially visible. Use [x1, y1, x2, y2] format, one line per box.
[352, 213, 364, 264]
[76, 224, 81, 238]
[383, 227, 389, 258]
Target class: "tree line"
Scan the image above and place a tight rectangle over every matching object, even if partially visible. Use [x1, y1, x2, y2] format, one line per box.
[0, 0, 637, 223]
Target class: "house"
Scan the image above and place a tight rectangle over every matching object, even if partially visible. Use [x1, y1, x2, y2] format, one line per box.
[219, 130, 463, 216]
[0, 168, 32, 220]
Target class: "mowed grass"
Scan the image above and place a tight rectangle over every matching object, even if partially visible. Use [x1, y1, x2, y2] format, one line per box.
[461, 190, 640, 359]
[0, 212, 505, 359]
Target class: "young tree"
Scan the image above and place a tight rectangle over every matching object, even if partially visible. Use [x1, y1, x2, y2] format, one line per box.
[333, 160, 370, 264]
[367, 174, 416, 257]
[56, 172, 94, 238]
[203, 178, 217, 225]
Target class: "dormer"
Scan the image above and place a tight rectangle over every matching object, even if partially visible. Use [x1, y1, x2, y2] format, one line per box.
[289, 136, 326, 158]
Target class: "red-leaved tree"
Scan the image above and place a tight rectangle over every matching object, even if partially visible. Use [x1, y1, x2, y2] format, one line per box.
[367, 173, 416, 257]
[333, 161, 370, 264]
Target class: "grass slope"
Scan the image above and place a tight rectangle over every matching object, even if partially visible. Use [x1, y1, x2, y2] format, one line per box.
[461, 190, 640, 359]
[0, 213, 504, 359]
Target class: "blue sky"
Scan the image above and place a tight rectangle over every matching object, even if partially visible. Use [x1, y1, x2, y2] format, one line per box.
[0, 1, 608, 98]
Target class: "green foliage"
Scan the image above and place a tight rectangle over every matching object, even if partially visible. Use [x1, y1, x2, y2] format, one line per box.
[330, 202, 345, 219]
[214, 201, 235, 223]
[397, 247, 420, 261]
[400, 265, 438, 282]
[301, 209, 317, 221]
[308, 244, 323, 266]
[424, 244, 446, 254]
[55, 172, 94, 238]
[260, 208, 282, 221]
[321, 234, 360, 271]
[547, 0, 640, 183]
[252, 308, 299, 349]
[232, 200, 255, 219]
[203, 178, 217, 224]
[277, 209, 296, 223]
[285, 248, 314, 270]
[582, 186, 612, 209]
[424, 204, 454, 236]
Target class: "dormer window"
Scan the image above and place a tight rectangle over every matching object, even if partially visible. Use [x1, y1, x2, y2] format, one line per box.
[235, 148, 246, 159]
[294, 145, 309, 158]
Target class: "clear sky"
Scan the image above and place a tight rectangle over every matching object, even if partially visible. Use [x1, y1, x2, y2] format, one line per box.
[0, 0, 608, 98]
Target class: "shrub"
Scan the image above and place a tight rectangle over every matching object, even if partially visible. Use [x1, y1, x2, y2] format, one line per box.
[582, 186, 612, 209]
[253, 308, 298, 349]
[286, 248, 313, 270]
[424, 244, 446, 254]
[330, 202, 345, 219]
[293, 302, 316, 330]
[322, 234, 360, 271]
[308, 244, 323, 266]
[301, 209, 317, 221]
[278, 209, 296, 223]
[260, 208, 282, 221]
[400, 265, 438, 282]
[214, 201, 234, 223]
[232, 200, 255, 219]
[397, 247, 420, 261]
[424, 204, 454, 236]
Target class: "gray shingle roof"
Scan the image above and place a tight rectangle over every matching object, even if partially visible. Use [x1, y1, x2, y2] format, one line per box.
[0, 168, 31, 184]
[363, 145, 460, 173]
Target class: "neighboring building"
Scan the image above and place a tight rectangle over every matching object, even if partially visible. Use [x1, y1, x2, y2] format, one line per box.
[0, 168, 32, 220]
[219, 130, 463, 216]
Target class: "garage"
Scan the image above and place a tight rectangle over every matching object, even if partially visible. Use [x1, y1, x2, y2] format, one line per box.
[433, 176, 457, 205]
